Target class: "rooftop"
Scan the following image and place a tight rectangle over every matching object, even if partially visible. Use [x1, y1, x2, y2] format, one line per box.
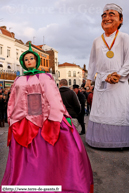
[58, 62, 80, 68]
[38, 44, 58, 52]
[0, 26, 13, 38]
[31, 44, 47, 54]
[15, 39, 24, 44]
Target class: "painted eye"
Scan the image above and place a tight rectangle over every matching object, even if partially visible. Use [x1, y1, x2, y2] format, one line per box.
[24, 59, 28, 61]
[30, 57, 34, 60]
[102, 15, 106, 19]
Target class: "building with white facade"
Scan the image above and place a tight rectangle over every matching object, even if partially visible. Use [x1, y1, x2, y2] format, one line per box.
[0, 26, 28, 76]
[58, 62, 83, 87]
[0, 26, 29, 88]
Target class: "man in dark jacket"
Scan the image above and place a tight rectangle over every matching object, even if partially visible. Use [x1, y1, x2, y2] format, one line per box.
[59, 79, 81, 128]
[73, 85, 86, 135]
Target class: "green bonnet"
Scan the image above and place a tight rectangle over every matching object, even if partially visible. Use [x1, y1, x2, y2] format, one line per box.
[19, 42, 41, 71]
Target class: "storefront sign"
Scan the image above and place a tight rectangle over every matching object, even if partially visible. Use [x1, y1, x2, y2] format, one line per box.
[4, 82, 14, 88]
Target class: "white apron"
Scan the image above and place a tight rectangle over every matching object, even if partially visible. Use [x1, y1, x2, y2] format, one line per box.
[87, 31, 129, 126]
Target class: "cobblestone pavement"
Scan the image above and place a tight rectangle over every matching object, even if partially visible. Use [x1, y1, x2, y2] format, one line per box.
[0, 118, 129, 193]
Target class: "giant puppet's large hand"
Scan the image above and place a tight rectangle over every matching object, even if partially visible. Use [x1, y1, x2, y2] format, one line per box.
[105, 72, 121, 84]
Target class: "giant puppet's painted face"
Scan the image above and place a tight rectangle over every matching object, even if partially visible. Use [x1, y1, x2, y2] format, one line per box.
[24, 53, 37, 70]
[101, 10, 123, 35]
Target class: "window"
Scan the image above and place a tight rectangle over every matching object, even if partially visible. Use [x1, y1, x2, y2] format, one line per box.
[44, 59, 45, 66]
[55, 58, 57, 66]
[78, 71, 81, 78]
[40, 58, 43, 66]
[16, 51, 19, 60]
[58, 71, 60, 77]
[46, 60, 48, 67]
[16, 64, 20, 71]
[68, 71, 71, 77]
[69, 79, 71, 85]
[0, 45, 3, 55]
[7, 49, 10, 57]
[73, 71, 76, 77]
[73, 79, 76, 84]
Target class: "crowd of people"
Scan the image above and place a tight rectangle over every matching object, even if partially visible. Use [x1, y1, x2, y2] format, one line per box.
[0, 88, 10, 127]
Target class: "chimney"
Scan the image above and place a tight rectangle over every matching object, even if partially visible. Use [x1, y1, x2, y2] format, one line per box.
[84, 64, 86, 70]
[0, 26, 6, 30]
[11, 32, 15, 38]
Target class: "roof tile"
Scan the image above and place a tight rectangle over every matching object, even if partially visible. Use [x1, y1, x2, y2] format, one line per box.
[0, 27, 12, 38]
[58, 62, 77, 67]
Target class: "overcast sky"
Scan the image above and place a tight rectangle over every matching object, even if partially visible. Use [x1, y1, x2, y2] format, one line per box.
[0, 0, 129, 69]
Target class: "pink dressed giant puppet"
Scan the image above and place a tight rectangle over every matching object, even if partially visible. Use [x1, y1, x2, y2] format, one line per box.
[1, 43, 93, 193]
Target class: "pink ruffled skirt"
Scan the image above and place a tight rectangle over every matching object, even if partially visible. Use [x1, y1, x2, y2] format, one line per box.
[1, 120, 93, 193]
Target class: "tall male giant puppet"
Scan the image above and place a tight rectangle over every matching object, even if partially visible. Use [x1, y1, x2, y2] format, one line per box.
[86, 3, 129, 148]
